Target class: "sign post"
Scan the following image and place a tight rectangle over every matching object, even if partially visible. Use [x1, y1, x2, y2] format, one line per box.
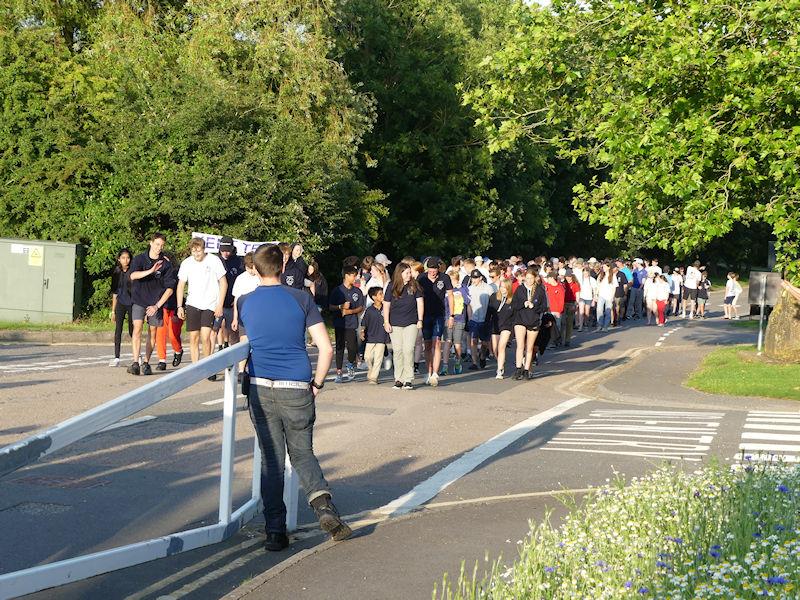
[757, 272, 767, 355]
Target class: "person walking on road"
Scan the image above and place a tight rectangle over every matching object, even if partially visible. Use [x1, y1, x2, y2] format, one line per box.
[417, 257, 454, 386]
[512, 270, 547, 380]
[238, 244, 351, 551]
[128, 233, 177, 376]
[176, 238, 228, 381]
[329, 265, 365, 383]
[383, 262, 424, 390]
[362, 287, 389, 384]
[110, 248, 134, 367]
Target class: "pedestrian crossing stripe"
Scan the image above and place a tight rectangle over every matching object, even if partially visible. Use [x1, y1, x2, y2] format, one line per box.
[734, 411, 800, 466]
[543, 409, 724, 462]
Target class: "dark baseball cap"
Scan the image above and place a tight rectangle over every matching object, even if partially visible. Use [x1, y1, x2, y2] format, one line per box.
[425, 256, 441, 269]
[470, 269, 485, 281]
[219, 236, 234, 251]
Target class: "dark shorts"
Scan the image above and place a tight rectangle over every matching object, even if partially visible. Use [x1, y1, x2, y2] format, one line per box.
[212, 307, 235, 332]
[422, 315, 446, 340]
[514, 323, 540, 333]
[724, 296, 735, 305]
[467, 320, 491, 342]
[132, 303, 164, 327]
[444, 320, 465, 343]
[683, 288, 698, 300]
[186, 306, 215, 331]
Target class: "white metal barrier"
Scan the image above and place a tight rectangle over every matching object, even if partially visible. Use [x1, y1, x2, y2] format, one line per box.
[0, 342, 299, 599]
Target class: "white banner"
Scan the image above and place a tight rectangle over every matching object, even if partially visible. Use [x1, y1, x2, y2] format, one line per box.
[191, 232, 279, 255]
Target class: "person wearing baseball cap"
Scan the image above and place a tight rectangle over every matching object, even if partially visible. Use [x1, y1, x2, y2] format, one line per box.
[374, 253, 392, 267]
[417, 256, 453, 386]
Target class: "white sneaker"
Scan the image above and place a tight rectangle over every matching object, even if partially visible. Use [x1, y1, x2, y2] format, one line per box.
[425, 374, 431, 386]
[346, 363, 355, 380]
[429, 373, 438, 387]
[495, 369, 503, 380]
[109, 358, 120, 367]
[334, 374, 344, 384]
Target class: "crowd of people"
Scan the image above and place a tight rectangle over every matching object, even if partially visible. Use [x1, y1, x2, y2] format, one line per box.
[107, 236, 750, 552]
[109, 236, 744, 387]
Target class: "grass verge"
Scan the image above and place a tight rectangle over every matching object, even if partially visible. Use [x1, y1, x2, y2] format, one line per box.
[0, 318, 112, 332]
[685, 345, 800, 401]
[435, 463, 800, 599]
[729, 319, 760, 329]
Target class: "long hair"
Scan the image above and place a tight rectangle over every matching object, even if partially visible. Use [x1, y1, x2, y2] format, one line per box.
[390, 262, 419, 299]
[113, 248, 132, 275]
[496, 277, 513, 301]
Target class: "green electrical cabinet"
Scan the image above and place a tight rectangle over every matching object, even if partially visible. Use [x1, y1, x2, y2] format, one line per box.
[0, 238, 84, 323]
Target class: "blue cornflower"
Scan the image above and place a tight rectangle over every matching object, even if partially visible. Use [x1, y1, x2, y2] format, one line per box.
[710, 550, 721, 558]
[671, 537, 683, 545]
[638, 587, 649, 594]
[744, 455, 752, 461]
[656, 560, 669, 568]
[778, 484, 790, 494]
[753, 532, 762, 538]
[595, 560, 607, 568]
[693, 490, 701, 498]
[624, 581, 632, 589]
[775, 525, 786, 531]
[657, 552, 672, 558]
[544, 566, 555, 573]
[767, 576, 787, 585]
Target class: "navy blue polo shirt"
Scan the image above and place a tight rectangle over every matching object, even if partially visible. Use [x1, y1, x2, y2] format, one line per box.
[362, 304, 389, 344]
[238, 285, 323, 381]
[329, 284, 364, 329]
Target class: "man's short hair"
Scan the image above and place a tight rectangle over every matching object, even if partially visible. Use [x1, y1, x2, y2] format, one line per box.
[343, 265, 358, 276]
[243, 252, 254, 268]
[368, 286, 383, 300]
[253, 244, 283, 277]
[189, 237, 205, 251]
[151, 232, 166, 242]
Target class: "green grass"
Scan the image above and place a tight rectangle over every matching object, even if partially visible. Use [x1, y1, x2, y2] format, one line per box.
[686, 344, 800, 400]
[0, 316, 112, 332]
[728, 318, 760, 329]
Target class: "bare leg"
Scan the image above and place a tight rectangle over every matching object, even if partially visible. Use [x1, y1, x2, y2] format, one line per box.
[189, 331, 201, 364]
[514, 326, 526, 368]
[524, 331, 538, 371]
[131, 320, 144, 363]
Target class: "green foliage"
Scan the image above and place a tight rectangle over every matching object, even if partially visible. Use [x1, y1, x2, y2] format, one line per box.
[0, 0, 385, 310]
[465, 0, 800, 279]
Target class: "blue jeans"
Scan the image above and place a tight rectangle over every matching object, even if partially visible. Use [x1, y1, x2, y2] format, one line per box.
[248, 384, 329, 533]
[596, 296, 612, 329]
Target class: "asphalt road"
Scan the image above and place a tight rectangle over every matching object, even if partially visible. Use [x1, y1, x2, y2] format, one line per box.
[1, 295, 794, 599]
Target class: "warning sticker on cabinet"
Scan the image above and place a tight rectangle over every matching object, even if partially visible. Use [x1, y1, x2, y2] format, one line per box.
[28, 246, 43, 267]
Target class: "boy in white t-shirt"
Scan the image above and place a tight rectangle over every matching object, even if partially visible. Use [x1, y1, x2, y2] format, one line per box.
[682, 260, 702, 319]
[176, 238, 227, 378]
[723, 272, 743, 320]
[231, 252, 259, 369]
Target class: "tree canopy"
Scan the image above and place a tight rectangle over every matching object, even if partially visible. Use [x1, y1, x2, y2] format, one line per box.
[465, 0, 799, 278]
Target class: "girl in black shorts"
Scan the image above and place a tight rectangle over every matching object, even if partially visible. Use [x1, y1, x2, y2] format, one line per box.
[489, 278, 515, 379]
[512, 271, 548, 380]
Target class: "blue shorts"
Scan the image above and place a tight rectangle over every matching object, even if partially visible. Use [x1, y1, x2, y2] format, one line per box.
[724, 296, 735, 305]
[468, 320, 491, 342]
[422, 315, 446, 340]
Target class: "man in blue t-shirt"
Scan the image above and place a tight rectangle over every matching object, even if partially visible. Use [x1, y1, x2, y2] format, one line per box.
[238, 244, 351, 551]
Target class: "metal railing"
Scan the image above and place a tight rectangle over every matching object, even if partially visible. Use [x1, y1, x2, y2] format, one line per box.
[0, 342, 299, 599]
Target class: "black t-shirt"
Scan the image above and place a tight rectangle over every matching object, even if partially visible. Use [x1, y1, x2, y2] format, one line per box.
[130, 252, 177, 307]
[329, 284, 364, 329]
[512, 283, 548, 329]
[614, 271, 629, 298]
[311, 274, 328, 308]
[281, 256, 307, 290]
[385, 283, 423, 327]
[489, 294, 514, 332]
[698, 279, 710, 299]
[362, 305, 389, 344]
[111, 269, 133, 306]
[416, 272, 453, 319]
[220, 255, 244, 307]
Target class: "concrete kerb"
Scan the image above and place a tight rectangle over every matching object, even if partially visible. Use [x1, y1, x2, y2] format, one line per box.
[220, 488, 593, 600]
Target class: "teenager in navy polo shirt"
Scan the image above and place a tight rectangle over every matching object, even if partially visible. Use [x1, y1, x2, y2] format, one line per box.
[416, 257, 454, 387]
[238, 244, 351, 551]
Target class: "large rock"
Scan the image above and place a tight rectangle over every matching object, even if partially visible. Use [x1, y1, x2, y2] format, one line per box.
[765, 289, 800, 362]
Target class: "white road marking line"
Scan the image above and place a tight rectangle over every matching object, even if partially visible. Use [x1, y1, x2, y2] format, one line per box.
[733, 411, 800, 465]
[202, 395, 246, 406]
[98, 416, 157, 432]
[543, 448, 703, 461]
[377, 397, 588, 516]
[544, 408, 723, 461]
[655, 342, 663, 347]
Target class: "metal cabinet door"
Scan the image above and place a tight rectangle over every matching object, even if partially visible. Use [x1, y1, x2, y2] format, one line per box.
[0, 241, 44, 317]
[42, 245, 76, 318]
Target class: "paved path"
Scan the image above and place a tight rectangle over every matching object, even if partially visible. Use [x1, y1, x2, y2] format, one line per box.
[1, 295, 794, 599]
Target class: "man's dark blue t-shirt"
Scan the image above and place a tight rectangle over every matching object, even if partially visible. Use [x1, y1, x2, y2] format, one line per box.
[238, 285, 323, 382]
[220, 255, 244, 308]
[130, 252, 177, 307]
[329, 284, 364, 329]
[417, 272, 453, 319]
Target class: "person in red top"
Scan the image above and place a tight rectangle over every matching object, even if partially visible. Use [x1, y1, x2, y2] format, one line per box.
[563, 271, 580, 346]
[543, 269, 565, 347]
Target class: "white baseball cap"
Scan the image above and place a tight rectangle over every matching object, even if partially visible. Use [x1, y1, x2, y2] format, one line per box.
[374, 253, 392, 266]
[474, 255, 484, 263]
[588, 257, 597, 263]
